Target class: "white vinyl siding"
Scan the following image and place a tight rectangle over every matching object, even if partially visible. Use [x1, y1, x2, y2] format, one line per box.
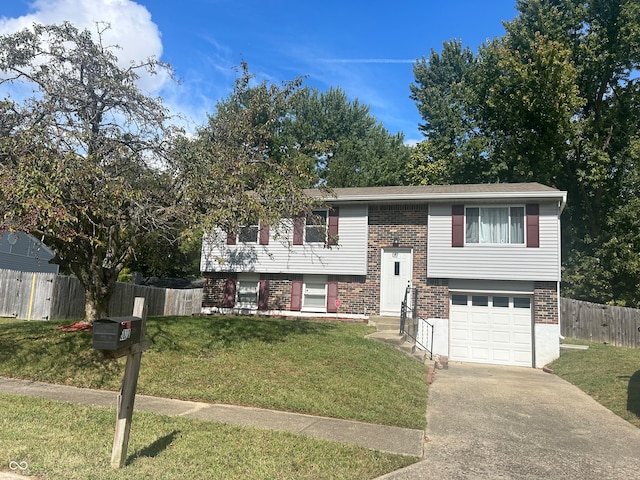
[201, 204, 368, 276]
[427, 202, 562, 281]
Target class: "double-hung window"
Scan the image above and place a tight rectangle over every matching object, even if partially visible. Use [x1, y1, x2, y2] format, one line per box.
[302, 275, 327, 311]
[305, 210, 327, 243]
[238, 222, 259, 243]
[465, 206, 525, 245]
[236, 274, 259, 309]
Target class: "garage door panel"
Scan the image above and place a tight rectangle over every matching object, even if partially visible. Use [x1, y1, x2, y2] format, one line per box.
[470, 312, 489, 325]
[492, 332, 511, 344]
[450, 294, 532, 367]
[472, 331, 489, 342]
[470, 347, 489, 360]
[492, 315, 510, 327]
[491, 349, 511, 362]
[450, 328, 469, 341]
[513, 332, 531, 344]
[514, 351, 531, 363]
[450, 345, 470, 358]
[513, 315, 531, 328]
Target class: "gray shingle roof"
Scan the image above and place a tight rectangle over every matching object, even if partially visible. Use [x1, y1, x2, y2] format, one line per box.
[305, 183, 566, 203]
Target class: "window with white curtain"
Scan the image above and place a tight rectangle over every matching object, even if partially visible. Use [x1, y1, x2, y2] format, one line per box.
[236, 274, 259, 308]
[466, 206, 525, 244]
[302, 275, 327, 311]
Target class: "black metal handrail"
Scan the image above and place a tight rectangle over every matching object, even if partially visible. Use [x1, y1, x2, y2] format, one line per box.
[400, 286, 434, 360]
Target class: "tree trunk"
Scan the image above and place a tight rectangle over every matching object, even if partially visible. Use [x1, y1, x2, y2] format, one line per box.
[84, 283, 112, 323]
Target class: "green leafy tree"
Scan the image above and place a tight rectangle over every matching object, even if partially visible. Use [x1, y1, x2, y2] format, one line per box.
[125, 227, 203, 280]
[410, 0, 640, 305]
[288, 87, 410, 187]
[175, 63, 324, 240]
[410, 40, 493, 184]
[0, 22, 179, 321]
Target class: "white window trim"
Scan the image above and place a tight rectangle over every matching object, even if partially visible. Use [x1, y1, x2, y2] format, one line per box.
[305, 210, 328, 244]
[238, 223, 259, 244]
[464, 204, 526, 246]
[236, 273, 260, 309]
[301, 275, 328, 312]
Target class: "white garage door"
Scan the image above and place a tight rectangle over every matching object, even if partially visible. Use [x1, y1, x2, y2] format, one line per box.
[450, 294, 532, 367]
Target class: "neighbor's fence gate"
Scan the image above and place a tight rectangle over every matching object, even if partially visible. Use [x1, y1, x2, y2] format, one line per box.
[561, 298, 640, 348]
[0, 269, 202, 320]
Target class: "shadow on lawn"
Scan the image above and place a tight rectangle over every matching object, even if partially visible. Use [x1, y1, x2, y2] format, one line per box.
[128, 430, 181, 464]
[0, 320, 121, 385]
[146, 315, 339, 351]
[628, 370, 640, 418]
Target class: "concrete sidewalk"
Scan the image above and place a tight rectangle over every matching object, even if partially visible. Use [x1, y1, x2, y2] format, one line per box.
[0, 376, 424, 458]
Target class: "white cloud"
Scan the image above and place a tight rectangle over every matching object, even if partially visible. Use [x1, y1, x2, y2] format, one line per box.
[0, 0, 167, 94]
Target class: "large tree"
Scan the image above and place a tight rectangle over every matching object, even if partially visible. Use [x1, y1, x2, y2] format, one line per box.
[287, 87, 410, 187]
[174, 63, 324, 243]
[410, 0, 640, 306]
[0, 22, 179, 321]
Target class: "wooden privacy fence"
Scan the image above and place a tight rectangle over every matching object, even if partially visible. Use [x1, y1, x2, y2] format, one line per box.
[0, 269, 202, 321]
[561, 297, 640, 348]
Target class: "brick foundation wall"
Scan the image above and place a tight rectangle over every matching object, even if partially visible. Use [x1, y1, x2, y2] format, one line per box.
[420, 278, 449, 319]
[534, 281, 558, 324]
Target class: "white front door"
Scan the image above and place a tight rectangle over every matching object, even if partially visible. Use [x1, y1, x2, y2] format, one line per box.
[380, 248, 413, 316]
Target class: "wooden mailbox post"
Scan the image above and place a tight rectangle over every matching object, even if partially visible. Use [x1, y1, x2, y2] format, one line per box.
[92, 296, 149, 469]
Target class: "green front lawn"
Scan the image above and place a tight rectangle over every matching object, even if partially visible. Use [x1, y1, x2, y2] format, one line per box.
[0, 315, 429, 429]
[0, 393, 417, 480]
[549, 340, 640, 428]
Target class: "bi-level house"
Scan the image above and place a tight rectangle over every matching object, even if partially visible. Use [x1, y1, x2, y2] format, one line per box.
[200, 183, 567, 368]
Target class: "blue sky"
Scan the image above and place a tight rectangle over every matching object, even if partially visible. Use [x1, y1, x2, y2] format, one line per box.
[1, 0, 518, 144]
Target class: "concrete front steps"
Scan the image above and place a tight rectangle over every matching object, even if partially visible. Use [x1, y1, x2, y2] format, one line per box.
[367, 316, 433, 366]
[368, 315, 401, 332]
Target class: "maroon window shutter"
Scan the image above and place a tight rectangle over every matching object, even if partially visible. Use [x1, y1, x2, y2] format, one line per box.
[259, 221, 270, 245]
[293, 217, 304, 245]
[452, 204, 464, 247]
[526, 204, 540, 248]
[226, 232, 236, 245]
[326, 281, 339, 313]
[328, 207, 339, 246]
[290, 280, 303, 311]
[258, 279, 269, 310]
[222, 278, 236, 307]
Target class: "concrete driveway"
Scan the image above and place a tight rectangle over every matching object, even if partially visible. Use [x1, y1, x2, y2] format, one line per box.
[380, 362, 640, 479]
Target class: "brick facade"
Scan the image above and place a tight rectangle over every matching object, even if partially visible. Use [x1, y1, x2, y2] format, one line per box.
[421, 278, 449, 319]
[365, 204, 429, 315]
[533, 281, 558, 324]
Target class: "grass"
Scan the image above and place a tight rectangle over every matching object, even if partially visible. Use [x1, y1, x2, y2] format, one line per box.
[0, 315, 429, 429]
[549, 340, 640, 428]
[0, 393, 417, 479]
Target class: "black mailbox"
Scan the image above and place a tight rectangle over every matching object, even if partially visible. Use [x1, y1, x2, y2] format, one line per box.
[92, 316, 142, 351]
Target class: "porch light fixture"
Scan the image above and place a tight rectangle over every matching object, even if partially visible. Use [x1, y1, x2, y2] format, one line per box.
[392, 235, 399, 248]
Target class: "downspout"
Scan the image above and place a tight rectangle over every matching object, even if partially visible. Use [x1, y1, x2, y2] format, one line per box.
[557, 199, 564, 340]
